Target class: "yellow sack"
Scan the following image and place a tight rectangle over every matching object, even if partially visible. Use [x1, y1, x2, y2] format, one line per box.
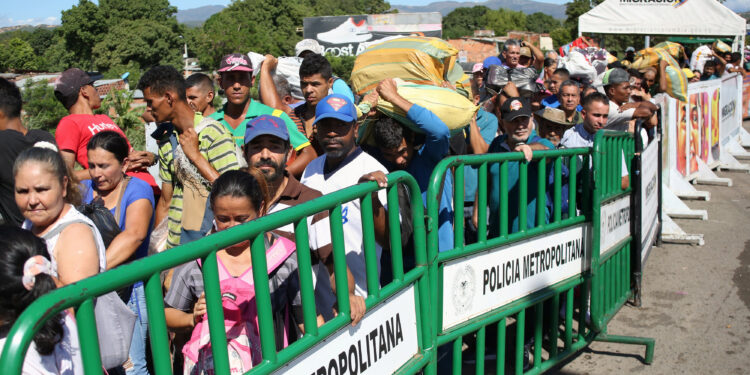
[360, 79, 478, 141]
[656, 51, 688, 102]
[351, 36, 467, 95]
[631, 42, 685, 70]
[713, 40, 731, 53]
[653, 42, 684, 59]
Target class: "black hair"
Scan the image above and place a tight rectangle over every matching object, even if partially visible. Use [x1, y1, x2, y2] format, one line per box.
[87, 130, 129, 163]
[581, 91, 609, 109]
[373, 117, 410, 150]
[137, 65, 187, 101]
[543, 57, 557, 68]
[210, 169, 270, 216]
[731, 52, 741, 64]
[185, 73, 214, 92]
[14, 147, 81, 206]
[559, 80, 580, 93]
[703, 60, 716, 70]
[299, 54, 333, 80]
[0, 77, 22, 119]
[0, 225, 62, 355]
[627, 69, 643, 80]
[552, 68, 570, 79]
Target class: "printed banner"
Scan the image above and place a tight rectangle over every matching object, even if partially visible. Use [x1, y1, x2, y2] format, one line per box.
[303, 13, 442, 57]
[742, 75, 750, 119]
[599, 195, 631, 255]
[441, 225, 589, 331]
[640, 140, 659, 263]
[273, 285, 419, 375]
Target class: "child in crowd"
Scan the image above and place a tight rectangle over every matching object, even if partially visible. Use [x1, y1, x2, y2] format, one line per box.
[0, 225, 83, 375]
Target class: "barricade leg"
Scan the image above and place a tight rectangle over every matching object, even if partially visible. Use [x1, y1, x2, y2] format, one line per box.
[593, 333, 655, 364]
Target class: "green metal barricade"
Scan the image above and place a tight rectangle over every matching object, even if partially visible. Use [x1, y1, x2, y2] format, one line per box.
[424, 149, 595, 375]
[589, 130, 654, 363]
[0, 171, 432, 375]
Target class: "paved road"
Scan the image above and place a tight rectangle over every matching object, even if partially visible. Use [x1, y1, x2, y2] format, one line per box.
[553, 122, 750, 374]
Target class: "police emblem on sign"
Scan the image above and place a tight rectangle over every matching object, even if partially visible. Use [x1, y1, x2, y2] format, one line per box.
[451, 264, 475, 315]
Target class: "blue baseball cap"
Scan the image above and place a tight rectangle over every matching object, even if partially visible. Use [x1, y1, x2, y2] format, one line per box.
[314, 94, 357, 125]
[243, 115, 289, 145]
[483, 56, 502, 69]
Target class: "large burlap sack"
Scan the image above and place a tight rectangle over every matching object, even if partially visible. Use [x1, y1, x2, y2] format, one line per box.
[559, 50, 597, 84]
[659, 52, 688, 102]
[713, 40, 731, 54]
[653, 42, 684, 59]
[690, 45, 713, 73]
[362, 79, 477, 140]
[351, 36, 468, 95]
[632, 43, 686, 70]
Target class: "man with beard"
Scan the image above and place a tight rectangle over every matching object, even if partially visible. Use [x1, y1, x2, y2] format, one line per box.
[209, 53, 314, 177]
[300, 94, 390, 298]
[483, 97, 554, 236]
[370, 78, 454, 252]
[243, 115, 365, 325]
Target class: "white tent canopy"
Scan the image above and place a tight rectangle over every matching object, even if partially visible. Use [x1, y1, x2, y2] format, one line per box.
[578, 0, 746, 50]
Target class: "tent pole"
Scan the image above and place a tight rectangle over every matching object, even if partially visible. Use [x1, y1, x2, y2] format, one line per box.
[645, 36, 650, 48]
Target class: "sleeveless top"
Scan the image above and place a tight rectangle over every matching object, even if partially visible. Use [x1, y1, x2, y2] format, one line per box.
[22, 204, 107, 276]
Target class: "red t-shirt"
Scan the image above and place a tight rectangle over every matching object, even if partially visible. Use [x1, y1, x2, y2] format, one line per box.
[55, 114, 158, 190]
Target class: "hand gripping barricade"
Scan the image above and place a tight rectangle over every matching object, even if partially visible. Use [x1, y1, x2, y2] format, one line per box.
[0, 171, 433, 375]
[1, 138, 662, 374]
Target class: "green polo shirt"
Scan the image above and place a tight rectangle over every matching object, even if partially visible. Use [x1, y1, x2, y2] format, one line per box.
[209, 100, 311, 151]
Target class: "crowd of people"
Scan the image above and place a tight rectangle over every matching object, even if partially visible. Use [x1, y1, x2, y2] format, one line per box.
[0, 35, 747, 375]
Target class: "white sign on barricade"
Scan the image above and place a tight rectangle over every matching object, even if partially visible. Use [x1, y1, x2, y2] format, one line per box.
[273, 285, 420, 375]
[640, 139, 659, 263]
[441, 225, 589, 331]
[599, 196, 630, 255]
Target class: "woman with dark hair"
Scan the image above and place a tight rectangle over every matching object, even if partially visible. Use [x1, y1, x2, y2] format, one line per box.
[0, 225, 83, 374]
[82, 131, 155, 375]
[14, 145, 106, 286]
[164, 169, 303, 374]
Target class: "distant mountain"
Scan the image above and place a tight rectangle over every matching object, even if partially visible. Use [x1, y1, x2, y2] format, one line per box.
[176, 5, 225, 26]
[393, 0, 567, 19]
[0, 24, 57, 34]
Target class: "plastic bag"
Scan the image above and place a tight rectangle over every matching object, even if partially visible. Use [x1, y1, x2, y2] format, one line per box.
[485, 65, 542, 95]
[559, 50, 597, 85]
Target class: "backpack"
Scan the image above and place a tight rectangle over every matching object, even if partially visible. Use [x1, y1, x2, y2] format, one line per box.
[183, 236, 296, 375]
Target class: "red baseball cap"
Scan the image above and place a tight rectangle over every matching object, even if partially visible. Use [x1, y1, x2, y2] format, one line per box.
[218, 53, 253, 72]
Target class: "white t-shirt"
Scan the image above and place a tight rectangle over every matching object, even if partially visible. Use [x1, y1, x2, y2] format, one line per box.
[605, 101, 636, 132]
[22, 205, 107, 275]
[300, 148, 389, 297]
[0, 312, 84, 375]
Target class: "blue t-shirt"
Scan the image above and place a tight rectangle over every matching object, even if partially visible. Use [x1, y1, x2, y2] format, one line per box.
[403, 105, 454, 253]
[82, 176, 156, 260]
[464, 109, 499, 203]
[486, 130, 555, 237]
[541, 95, 583, 112]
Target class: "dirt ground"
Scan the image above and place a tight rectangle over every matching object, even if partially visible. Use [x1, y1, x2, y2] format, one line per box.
[551, 121, 750, 374]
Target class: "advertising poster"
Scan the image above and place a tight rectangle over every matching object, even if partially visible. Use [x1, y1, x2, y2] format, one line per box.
[688, 93, 700, 175]
[676, 100, 687, 176]
[710, 87, 720, 161]
[700, 92, 709, 163]
[743, 75, 750, 119]
[303, 13, 442, 57]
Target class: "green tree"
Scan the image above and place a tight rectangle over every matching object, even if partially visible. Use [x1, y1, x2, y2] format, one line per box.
[98, 0, 177, 23]
[26, 28, 57, 56]
[526, 12, 561, 34]
[482, 8, 526, 36]
[92, 19, 182, 71]
[0, 38, 38, 72]
[41, 35, 77, 72]
[564, 0, 603, 38]
[22, 80, 68, 133]
[327, 54, 356, 84]
[96, 89, 145, 150]
[549, 27, 571, 50]
[442, 6, 491, 39]
[60, 0, 107, 69]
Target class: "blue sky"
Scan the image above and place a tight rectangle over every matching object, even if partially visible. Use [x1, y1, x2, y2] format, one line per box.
[1, 0, 747, 28]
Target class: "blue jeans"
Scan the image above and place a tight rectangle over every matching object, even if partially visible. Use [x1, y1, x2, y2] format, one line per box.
[126, 282, 150, 375]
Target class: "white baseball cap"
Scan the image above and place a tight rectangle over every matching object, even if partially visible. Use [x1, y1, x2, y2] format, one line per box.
[295, 39, 325, 57]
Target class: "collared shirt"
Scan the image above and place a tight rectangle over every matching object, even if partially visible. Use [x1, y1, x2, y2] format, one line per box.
[541, 95, 583, 112]
[210, 100, 310, 150]
[486, 130, 554, 236]
[561, 123, 628, 177]
[158, 114, 241, 249]
[605, 100, 635, 132]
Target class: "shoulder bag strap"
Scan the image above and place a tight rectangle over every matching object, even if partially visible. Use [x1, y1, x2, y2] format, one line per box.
[113, 176, 132, 226]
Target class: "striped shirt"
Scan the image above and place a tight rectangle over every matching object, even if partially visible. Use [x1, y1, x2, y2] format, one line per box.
[159, 114, 241, 249]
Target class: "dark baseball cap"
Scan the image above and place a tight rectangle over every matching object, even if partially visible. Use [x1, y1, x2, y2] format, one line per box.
[314, 94, 357, 125]
[54, 68, 95, 109]
[500, 97, 531, 122]
[218, 53, 253, 73]
[244, 115, 289, 145]
[602, 68, 629, 86]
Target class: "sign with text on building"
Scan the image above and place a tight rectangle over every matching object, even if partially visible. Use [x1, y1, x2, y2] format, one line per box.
[272, 285, 419, 375]
[599, 195, 631, 255]
[441, 224, 589, 331]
